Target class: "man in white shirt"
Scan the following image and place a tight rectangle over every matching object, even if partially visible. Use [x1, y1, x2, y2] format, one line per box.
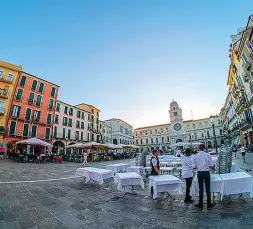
[240, 144, 246, 162]
[176, 148, 182, 157]
[193, 144, 213, 208]
[150, 150, 160, 195]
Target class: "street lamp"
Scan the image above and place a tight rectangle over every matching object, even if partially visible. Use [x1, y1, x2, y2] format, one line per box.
[211, 117, 218, 155]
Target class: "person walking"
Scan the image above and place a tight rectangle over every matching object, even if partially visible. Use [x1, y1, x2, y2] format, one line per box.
[240, 144, 246, 163]
[233, 144, 237, 157]
[150, 150, 160, 195]
[181, 148, 194, 203]
[83, 150, 90, 167]
[193, 144, 213, 208]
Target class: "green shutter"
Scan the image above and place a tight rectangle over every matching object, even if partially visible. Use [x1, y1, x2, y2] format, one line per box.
[81, 132, 83, 141]
[54, 126, 57, 137]
[31, 125, 37, 137]
[16, 89, 23, 101]
[25, 108, 31, 120]
[68, 129, 71, 139]
[39, 83, 44, 93]
[62, 128, 66, 138]
[51, 87, 56, 97]
[9, 121, 16, 135]
[45, 128, 50, 140]
[23, 124, 29, 137]
[47, 114, 52, 125]
[31, 80, 37, 90]
[36, 95, 42, 107]
[81, 112, 84, 119]
[48, 99, 54, 109]
[28, 93, 34, 104]
[56, 103, 60, 112]
[20, 76, 27, 86]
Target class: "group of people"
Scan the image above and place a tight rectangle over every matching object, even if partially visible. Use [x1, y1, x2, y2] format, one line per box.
[150, 144, 214, 208]
[233, 144, 246, 162]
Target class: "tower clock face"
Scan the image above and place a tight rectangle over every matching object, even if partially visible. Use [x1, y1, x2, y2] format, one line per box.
[174, 123, 182, 131]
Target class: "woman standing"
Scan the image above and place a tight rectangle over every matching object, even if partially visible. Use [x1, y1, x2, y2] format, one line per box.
[181, 148, 194, 203]
[240, 144, 246, 163]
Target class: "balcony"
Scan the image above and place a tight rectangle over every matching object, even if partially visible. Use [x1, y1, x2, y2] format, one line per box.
[243, 72, 250, 82]
[235, 100, 247, 114]
[232, 88, 240, 99]
[0, 77, 13, 84]
[0, 86, 9, 99]
[239, 119, 253, 130]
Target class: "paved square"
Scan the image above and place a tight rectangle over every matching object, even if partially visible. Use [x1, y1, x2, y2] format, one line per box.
[0, 159, 253, 229]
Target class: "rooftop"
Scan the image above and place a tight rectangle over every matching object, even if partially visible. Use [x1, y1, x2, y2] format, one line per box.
[104, 118, 132, 127]
[57, 100, 91, 113]
[74, 103, 101, 112]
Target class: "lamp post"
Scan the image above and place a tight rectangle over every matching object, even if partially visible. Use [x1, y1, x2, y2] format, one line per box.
[211, 117, 218, 155]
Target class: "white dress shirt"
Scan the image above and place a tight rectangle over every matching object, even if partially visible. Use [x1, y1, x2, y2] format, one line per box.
[181, 155, 193, 178]
[240, 146, 246, 153]
[193, 151, 212, 172]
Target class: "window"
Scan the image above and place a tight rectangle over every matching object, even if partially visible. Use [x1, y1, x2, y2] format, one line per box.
[242, 52, 251, 67]
[69, 108, 73, 116]
[45, 128, 50, 140]
[88, 123, 90, 131]
[6, 72, 13, 81]
[120, 126, 123, 133]
[51, 87, 56, 97]
[145, 130, 147, 135]
[36, 95, 42, 107]
[141, 139, 143, 145]
[54, 126, 57, 138]
[173, 112, 178, 116]
[31, 80, 37, 91]
[25, 108, 32, 121]
[46, 114, 52, 125]
[81, 122, 84, 129]
[0, 69, 3, 78]
[140, 131, 142, 135]
[64, 106, 68, 114]
[199, 122, 203, 128]
[68, 118, 72, 127]
[68, 129, 71, 139]
[156, 138, 158, 143]
[62, 128, 66, 139]
[166, 127, 168, 132]
[220, 129, 223, 135]
[63, 117, 68, 126]
[161, 128, 163, 133]
[151, 138, 153, 143]
[12, 105, 21, 118]
[28, 92, 35, 105]
[81, 112, 84, 120]
[56, 103, 60, 112]
[81, 132, 84, 141]
[96, 118, 99, 124]
[33, 110, 40, 122]
[9, 121, 16, 135]
[48, 99, 54, 110]
[75, 131, 79, 140]
[150, 130, 152, 134]
[87, 133, 90, 141]
[136, 140, 138, 145]
[22, 124, 29, 137]
[146, 139, 148, 144]
[76, 120, 80, 128]
[155, 129, 157, 133]
[31, 125, 37, 137]
[88, 114, 90, 121]
[77, 111, 81, 118]
[54, 114, 59, 124]
[167, 136, 169, 142]
[100, 124, 102, 129]
[193, 124, 196, 129]
[38, 82, 44, 93]
[16, 88, 23, 101]
[207, 131, 210, 138]
[20, 75, 27, 86]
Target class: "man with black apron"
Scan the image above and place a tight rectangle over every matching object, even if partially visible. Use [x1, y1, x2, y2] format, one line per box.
[150, 150, 160, 194]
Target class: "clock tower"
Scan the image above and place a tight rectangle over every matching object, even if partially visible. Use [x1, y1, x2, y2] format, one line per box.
[169, 100, 186, 141]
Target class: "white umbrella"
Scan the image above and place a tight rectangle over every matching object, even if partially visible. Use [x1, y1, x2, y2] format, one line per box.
[170, 142, 191, 147]
[128, 145, 140, 149]
[191, 142, 203, 146]
[16, 137, 52, 147]
[104, 143, 122, 149]
[65, 143, 85, 149]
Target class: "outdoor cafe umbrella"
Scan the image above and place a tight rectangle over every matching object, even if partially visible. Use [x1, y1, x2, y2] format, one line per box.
[67, 142, 108, 150]
[191, 142, 203, 146]
[170, 142, 191, 148]
[65, 143, 85, 149]
[104, 143, 122, 149]
[16, 137, 53, 147]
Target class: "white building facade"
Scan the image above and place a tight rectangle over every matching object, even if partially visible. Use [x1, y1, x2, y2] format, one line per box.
[134, 101, 224, 152]
[52, 101, 91, 154]
[99, 120, 112, 144]
[104, 118, 133, 145]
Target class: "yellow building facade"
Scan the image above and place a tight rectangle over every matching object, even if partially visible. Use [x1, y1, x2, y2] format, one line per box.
[75, 103, 100, 142]
[0, 61, 22, 143]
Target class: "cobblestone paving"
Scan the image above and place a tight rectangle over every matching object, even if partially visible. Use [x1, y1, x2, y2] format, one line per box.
[0, 158, 253, 229]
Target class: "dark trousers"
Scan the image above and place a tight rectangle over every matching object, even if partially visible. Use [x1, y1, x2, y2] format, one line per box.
[197, 171, 211, 205]
[185, 177, 193, 200]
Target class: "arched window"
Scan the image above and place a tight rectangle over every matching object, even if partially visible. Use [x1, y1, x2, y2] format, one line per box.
[199, 122, 203, 128]
[205, 121, 208, 127]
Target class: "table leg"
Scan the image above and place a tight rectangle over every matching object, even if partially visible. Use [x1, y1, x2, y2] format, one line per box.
[239, 193, 246, 203]
[228, 195, 231, 204]
[212, 192, 216, 205]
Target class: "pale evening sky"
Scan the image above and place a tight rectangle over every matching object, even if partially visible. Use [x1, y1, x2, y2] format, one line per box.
[1, 1, 253, 128]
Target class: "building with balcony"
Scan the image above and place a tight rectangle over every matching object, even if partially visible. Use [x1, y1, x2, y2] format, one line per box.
[74, 104, 100, 142]
[52, 101, 91, 154]
[134, 101, 224, 152]
[104, 118, 133, 145]
[0, 61, 22, 145]
[99, 120, 112, 144]
[4, 71, 59, 153]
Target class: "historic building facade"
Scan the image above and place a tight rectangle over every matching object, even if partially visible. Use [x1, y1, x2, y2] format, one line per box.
[52, 101, 91, 154]
[99, 120, 112, 144]
[134, 101, 224, 151]
[4, 71, 59, 153]
[104, 118, 133, 145]
[0, 61, 22, 145]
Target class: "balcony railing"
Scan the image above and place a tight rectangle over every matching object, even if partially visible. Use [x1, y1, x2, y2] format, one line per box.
[0, 86, 9, 98]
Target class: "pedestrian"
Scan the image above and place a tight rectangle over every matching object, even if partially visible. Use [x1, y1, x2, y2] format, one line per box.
[83, 150, 90, 167]
[193, 144, 213, 208]
[176, 147, 182, 157]
[150, 150, 160, 195]
[181, 148, 194, 203]
[233, 144, 237, 157]
[240, 144, 246, 163]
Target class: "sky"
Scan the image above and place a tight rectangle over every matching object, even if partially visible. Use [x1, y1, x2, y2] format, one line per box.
[1, 0, 253, 128]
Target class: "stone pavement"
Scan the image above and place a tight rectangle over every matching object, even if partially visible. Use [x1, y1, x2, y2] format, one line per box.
[0, 159, 253, 229]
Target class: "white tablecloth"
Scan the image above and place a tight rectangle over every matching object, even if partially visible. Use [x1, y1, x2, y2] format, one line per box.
[75, 167, 114, 185]
[106, 163, 129, 173]
[129, 161, 136, 166]
[127, 166, 145, 175]
[231, 162, 237, 173]
[114, 172, 144, 191]
[149, 175, 183, 199]
[220, 172, 253, 199]
[191, 174, 223, 197]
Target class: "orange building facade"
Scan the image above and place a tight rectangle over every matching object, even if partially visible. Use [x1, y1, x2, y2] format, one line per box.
[4, 71, 59, 153]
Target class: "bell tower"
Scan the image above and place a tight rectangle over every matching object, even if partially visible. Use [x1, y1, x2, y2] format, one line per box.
[169, 100, 183, 122]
